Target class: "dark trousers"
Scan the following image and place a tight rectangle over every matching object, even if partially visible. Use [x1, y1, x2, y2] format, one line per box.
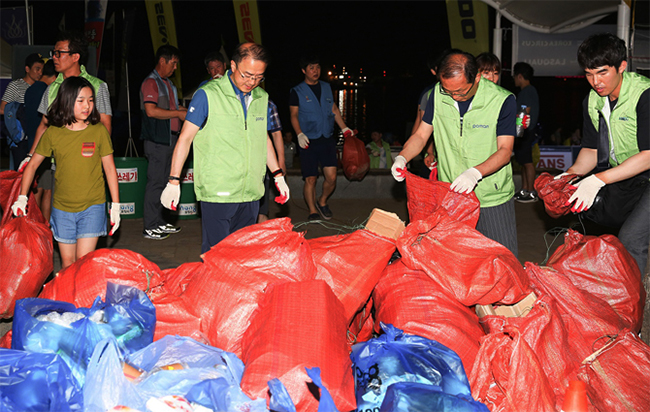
[619, 185, 650, 274]
[10, 140, 29, 171]
[143, 139, 175, 230]
[200, 200, 259, 254]
[476, 197, 519, 258]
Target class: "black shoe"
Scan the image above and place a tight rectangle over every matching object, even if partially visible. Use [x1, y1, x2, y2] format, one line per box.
[514, 189, 527, 200]
[316, 203, 333, 220]
[158, 223, 181, 234]
[516, 191, 539, 203]
[308, 213, 320, 221]
[143, 228, 170, 240]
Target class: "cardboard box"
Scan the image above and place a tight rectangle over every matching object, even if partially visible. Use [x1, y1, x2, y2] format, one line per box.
[365, 208, 406, 240]
[475, 292, 537, 318]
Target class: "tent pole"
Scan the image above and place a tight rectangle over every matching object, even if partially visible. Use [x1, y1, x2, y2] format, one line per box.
[493, 11, 502, 63]
[617, 0, 631, 62]
[25, 0, 32, 45]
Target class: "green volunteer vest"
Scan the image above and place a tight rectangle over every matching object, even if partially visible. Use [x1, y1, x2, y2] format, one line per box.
[433, 78, 514, 207]
[368, 140, 393, 168]
[193, 75, 269, 203]
[587, 71, 650, 167]
[47, 65, 105, 107]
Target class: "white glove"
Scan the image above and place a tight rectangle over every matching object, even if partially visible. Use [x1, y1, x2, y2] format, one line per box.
[18, 155, 31, 173]
[342, 127, 354, 138]
[554, 172, 570, 180]
[567, 175, 605, 213]
[297, 133, 310, 149]
[391, 155, 407, 182]
[274, 175, 290, 204]
[109, 203, 121, 235]
[11, 195, 28, 217]
[450, 167, 482, 194]
[161, 182, 181, 211]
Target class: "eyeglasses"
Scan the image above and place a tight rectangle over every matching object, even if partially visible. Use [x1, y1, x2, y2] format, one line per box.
[440, 78, 476, 98]
[50, 50, 73, 58]
[235, 64, 265, 83]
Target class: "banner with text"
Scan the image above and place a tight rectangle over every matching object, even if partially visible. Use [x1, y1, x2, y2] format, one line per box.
[513, 25, 616, 77]
[84, 0, 108, 69]
[445, 0, 489, 56]
[145, 0, 182, 96]
[233, 0, 262, 44]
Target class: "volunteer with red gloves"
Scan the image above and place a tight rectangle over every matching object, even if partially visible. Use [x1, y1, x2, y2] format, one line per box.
[161, 43, 289, 254]
[392, 51, 519, 257]
[290, 54, 353, 221]
[559, 33, 650, 273]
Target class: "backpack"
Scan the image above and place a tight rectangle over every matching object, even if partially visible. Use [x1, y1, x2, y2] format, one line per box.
[3, 101, 25, 148]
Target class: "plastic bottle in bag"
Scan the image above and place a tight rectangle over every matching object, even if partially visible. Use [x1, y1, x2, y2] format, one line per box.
[516, 105, 527, 138]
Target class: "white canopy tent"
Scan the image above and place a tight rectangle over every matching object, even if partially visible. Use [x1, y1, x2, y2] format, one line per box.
[481, 0, 631, 65]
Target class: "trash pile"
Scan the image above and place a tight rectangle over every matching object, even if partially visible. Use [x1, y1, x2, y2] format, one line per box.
[1, 169, 649, 411]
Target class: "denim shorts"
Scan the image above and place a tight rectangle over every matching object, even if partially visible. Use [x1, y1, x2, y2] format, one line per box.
[50, 203, 107, 244]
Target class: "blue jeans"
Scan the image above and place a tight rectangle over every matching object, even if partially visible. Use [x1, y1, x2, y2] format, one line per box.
[50, 203, 107, 244]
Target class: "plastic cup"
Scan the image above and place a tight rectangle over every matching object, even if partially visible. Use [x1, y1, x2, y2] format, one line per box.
[561, 380, 588, 412]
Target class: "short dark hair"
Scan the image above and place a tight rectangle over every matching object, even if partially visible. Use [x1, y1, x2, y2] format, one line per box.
[48, 76, 101, 127]
[25, 53, 44, 69]
[513, 62, 534, 80]
[438, 51, 478, 84]
[299, 54, 320, 70]
[56, 31, 88, 66]
[577, 32, 627, 70]
[42, 59, 56, 78]
[156, 45, 181, 63]
[204, 51, 226, 68]
[232, 43, 269, 65]
[429, 49, 461, 72]
[476, 52, 501, 74]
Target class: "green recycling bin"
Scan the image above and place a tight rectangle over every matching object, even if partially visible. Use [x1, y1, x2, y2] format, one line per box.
[175, 160, 199, 220]
[114, 157, 148, 219]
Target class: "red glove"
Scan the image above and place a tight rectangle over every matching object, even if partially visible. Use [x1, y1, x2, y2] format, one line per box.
[342, 127, 355, 139]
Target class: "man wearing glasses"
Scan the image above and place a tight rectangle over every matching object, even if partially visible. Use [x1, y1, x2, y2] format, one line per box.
[161, 43, 289, 254]
[20, 31, 112, 170]
[392, 51, 518, 257]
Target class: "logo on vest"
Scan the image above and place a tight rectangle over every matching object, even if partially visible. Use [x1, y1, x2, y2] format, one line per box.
[618, 116, 629, 121]
[472, 124, 489, 129]
[256, 117, 265, 121]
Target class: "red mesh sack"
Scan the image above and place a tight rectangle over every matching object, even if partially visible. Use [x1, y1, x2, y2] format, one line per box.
[0, 218, 54, 318]
[526, 264, 624, 346]
[547, 230, 644, 332]
[181, 218, 316, 358]
[147, 289, 203, 342]
[240, 279, 356, 412]
[308, 229, 395, 322]
[373, 259, 484, 375]
[470, 326, 557, 412]
[534, 172, 578, 218]
[0, 330, 11, 349]
[341, 132, 370, 181]
[161, 261, 202, 295]
[405, 171, 480, 225]
[0, 171, 53, 318]
[479, 293, 588, 409]
[38, 248, 164, 307]
[397, 210, 530, 306]
[578, 331, 650, 412]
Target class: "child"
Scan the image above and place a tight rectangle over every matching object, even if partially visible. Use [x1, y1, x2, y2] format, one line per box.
[11, 76, 121, 269]
[476, 52, 501, 84]
[366, 129, 393, 169]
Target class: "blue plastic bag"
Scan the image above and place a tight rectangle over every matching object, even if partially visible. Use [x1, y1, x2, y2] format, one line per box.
[85, 335, 249, 412]
[185, 378, 267, 412]
[380, 382, 489, 412]
[350, 323, 473, 411]
[0, 348, 83, 412]
[267, 367, 341, 412]
[12, 283, 155, 386]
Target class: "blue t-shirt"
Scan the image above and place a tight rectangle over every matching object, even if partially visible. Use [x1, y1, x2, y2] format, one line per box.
[423, 92, 517, 137]
[23, 81, 48, 146]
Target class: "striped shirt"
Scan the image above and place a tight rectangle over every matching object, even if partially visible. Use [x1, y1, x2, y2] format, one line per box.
[1, 78, 30, 104]
[268, 99, 282, 133]
[38, 81, 112, 116]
